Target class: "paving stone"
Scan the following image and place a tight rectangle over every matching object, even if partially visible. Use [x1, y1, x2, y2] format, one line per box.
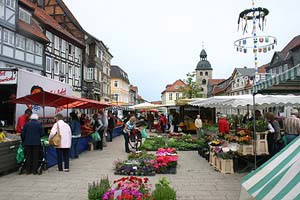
[0, 135, 244, 200]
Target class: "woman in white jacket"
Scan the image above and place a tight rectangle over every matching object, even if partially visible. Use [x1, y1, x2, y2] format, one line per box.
[49, 113, 72, 172]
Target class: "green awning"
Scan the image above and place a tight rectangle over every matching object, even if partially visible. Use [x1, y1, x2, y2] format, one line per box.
[253, 64, 300, 94]
[240, 137, 300, 200]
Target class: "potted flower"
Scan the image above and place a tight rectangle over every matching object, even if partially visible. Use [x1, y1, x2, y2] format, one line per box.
[88, 176, 110, 200]
[152, 177, 176, 200]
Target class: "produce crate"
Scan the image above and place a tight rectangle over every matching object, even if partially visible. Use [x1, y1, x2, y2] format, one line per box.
[256, 131, 269, 155]
[220, 159, 234, 174]
[0, 140, 20, 175]
[239, 144, 254, 155]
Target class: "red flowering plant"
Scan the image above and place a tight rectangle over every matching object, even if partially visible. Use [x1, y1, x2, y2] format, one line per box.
[154, 148, 178, 173]
[103, 176, 152, 200]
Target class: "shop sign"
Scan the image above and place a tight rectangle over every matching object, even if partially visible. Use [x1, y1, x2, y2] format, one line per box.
[0, 70, 17, 84]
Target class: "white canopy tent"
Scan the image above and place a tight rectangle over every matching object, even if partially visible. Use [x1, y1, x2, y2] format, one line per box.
[129, 102, 161, 110]
[189, 95, 300, 109]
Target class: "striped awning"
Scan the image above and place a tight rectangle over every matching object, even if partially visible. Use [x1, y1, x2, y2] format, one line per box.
[253, 64, 300, 94]
[240, 136, 300, 200]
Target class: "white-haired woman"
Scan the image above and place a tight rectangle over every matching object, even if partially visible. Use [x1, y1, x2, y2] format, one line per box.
[21, 113, 44, 175]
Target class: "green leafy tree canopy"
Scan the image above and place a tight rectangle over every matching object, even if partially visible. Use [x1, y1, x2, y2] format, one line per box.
[180, 71, 202, 99]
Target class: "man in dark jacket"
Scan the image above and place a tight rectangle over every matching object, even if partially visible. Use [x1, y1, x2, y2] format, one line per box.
[21, 113, 44, 174]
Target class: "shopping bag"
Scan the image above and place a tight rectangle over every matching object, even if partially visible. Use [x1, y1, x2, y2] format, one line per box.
[91, 131, 101, 142]
[201, 129, 205, 137]
[49, 124, 61, 147]
[281, 134, 288, 147]
[141, 128, 148, 138]
[16, 144, 24, 164]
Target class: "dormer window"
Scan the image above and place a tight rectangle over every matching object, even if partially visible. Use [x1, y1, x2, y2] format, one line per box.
[19, 8, 31, 24]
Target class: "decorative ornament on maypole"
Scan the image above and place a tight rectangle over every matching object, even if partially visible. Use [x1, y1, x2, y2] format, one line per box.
[234, 0, 277, 83]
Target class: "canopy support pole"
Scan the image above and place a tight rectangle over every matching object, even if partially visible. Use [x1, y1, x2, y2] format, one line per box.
[253, 94, 257, 169]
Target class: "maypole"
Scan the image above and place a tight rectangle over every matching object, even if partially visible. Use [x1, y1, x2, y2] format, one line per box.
[235, 0, 276, 169]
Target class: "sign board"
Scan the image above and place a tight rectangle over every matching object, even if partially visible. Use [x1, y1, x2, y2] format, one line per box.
[0, 70, 17, 84]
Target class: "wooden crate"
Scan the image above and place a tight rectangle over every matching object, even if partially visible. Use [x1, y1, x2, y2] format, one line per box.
[215, 157, 221, 171]
[239, 144, 254, 155]
[220, 159, 234, 174]
[256, 131, 269, 155]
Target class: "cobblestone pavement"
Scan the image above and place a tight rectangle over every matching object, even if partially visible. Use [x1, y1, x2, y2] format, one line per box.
[0, 135, 245, 200]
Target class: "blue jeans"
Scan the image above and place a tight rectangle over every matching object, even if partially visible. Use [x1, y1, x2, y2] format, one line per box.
[70, 137, 80, 158]
[286, 134, 298, 145]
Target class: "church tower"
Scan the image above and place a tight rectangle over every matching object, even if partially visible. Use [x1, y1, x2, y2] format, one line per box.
[195, 49, 213, 98]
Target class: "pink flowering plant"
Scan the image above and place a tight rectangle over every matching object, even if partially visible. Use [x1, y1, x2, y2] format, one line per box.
[154, 148, 178, 173]
[103, 176, 152, 200]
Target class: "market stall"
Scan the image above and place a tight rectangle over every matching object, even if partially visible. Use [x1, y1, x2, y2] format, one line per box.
[7, 91, 111, 168]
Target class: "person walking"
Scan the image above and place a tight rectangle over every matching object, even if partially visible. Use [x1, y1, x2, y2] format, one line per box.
[284, 109, 300, 144]
[195, 114, 203, 139]
[49, 114, 72, 172]
[92, 113, 104, 150]
[168, 112, 174, 133]
[16, 109, 32, 135]
[147, 112, 154, 132]
[123, 116, 136, 153]
[99, 109, 108, 147]
[21, 113, 44, 175]
[69, 112, 81, 159]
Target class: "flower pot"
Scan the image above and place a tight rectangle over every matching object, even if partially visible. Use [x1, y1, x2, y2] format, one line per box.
[220, 159, 234, 174]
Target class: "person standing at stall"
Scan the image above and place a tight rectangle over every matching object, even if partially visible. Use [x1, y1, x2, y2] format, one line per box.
[107, 111, 115, 142]
[16, 109, 32, 135]
[284, 109, 300, 144]
[69, 112, 81, 159]
[195, 114, 203, 139]
[218, 114, 229, 135]
[21, 113, 44, 175]
[49, 114, 72, 172]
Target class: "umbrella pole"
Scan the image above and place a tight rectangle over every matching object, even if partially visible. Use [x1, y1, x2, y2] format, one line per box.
[42, 92, 45, 118]
[253, 94, 257, 170]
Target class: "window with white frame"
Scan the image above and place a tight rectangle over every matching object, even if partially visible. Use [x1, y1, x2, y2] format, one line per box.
[3, 29, 14, 46]
[169, 93, 172, 100]
[176, 93, 179, 100]
[61, 39, 66, 53]
[35, 42, 42, 55]
[68, 64, 73, 78]
[46, 57, 51, 72]
[54, 35, 59, 50]
[0, 27, 2, 42]
[87, 68, 93, 80]
[113, 93, 119, 102]
[19, 8, 31, 24]
[61, 62, 65, 74]
[114, 80, 118, 87]
[46, 31, 52, 47]
[26, 38, 34, 53]
[74, 67, 79, 79]
[0, 0, 4, 19]
[54, 60, 59, 74]
[68, 44, 72, 54]
[16, 34, 25, 50]
[6, 0, 15, 9]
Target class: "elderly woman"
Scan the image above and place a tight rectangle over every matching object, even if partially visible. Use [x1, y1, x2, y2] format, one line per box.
[21, 113, 44, 175]
[264, 112, 281, 156]
[49, 114, 72, 172]
[123, 116, 136, 153]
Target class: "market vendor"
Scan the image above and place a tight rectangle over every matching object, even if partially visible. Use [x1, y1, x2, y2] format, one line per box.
[16, 109, 32, 135]
[218, 114, 229, 135]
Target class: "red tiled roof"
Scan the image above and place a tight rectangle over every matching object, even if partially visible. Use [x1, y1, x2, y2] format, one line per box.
[208, 79, 225, 85]
[281, 35, 300, 59]
[18, 20, 49, 42]
[162, 79, 186, 93]
[19, 0, 84, 48]
[258, 64, 268, 73]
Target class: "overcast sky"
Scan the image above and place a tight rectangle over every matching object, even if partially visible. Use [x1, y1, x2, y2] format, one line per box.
[64, 0, 300, 101]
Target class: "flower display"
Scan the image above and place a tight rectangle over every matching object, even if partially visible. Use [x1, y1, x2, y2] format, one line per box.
[238, 135, 251, 144]
[209, 140, 221, 146]
[103, 176, 151, 200]
[154, 148, 178, 174]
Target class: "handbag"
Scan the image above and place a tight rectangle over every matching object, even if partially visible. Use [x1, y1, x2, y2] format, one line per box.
[49, 123, 61, 147]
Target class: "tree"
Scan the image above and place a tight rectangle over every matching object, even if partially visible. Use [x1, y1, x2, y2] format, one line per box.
[180, 71, 202, 98]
